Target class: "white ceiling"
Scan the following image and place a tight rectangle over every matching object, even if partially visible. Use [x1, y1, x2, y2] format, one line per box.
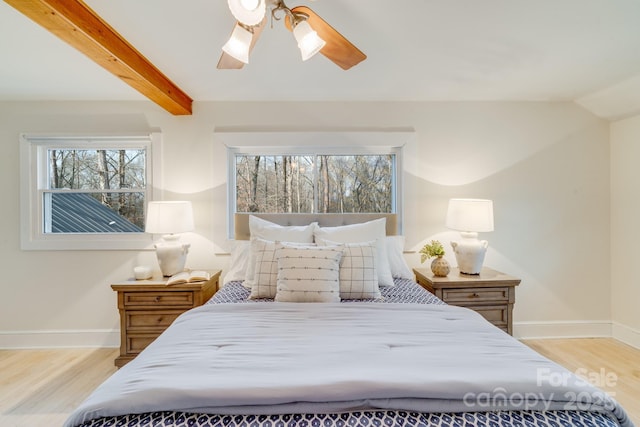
[2, 0, 640, 119]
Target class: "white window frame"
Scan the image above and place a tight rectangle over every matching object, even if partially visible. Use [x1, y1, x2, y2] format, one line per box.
[219, 131, 411, 238]
[20, 132, 162, 250]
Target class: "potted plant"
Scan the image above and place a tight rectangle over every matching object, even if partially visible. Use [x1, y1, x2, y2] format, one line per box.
[420, 240, 450, 277]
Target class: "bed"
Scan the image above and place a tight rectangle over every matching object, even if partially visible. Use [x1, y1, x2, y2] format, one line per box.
[64, 214, 634, 427]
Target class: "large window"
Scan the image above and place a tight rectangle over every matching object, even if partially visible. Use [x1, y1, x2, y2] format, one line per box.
[229, 146, 401, 240]
[234, 154, 396, 214]
[221, 130, 411, 238]
[20, 133, 160, 250]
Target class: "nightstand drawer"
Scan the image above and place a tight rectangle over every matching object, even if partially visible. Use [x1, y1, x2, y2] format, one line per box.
[470, 305, 509, 328]
[126, 333, 160, 354]
[441, 287, 509, 304]
[123, 291, 194, 308]
[126, 310, 182, 330]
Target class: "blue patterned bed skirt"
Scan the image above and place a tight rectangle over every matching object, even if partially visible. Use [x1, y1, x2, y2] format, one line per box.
[78, 409, 619, 427]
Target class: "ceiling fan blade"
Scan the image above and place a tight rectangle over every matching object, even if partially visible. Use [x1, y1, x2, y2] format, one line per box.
[217, 18, 266, 69]
[285, 6, 366, 70]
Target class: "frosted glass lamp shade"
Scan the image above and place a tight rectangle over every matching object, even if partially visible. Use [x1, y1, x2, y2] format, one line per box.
[446, 199, 494, 275]
[227, 0, 265, 26]
[293, 21, 326, 61]
[446, 199, 494, 233]
[145, 201, 194, 277]
[222, 24, 253, 64]
[145, 201, 194, 235]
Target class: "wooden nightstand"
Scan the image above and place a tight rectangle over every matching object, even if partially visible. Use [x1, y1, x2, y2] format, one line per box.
[413, 267, 520, 335]
[111, 270, 220, 367]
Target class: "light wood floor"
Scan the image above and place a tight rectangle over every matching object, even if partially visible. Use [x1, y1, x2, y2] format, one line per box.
[524, 338, 640, 426]
[0, 347, 119, 427]
[0, 339, 638, 427]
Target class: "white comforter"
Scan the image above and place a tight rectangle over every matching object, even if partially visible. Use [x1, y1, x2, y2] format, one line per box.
[65, 303, 632, 427]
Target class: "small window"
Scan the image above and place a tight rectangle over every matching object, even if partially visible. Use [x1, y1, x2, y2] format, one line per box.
[20, 133, 160, 250]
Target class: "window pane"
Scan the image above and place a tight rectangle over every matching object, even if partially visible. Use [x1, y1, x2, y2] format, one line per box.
[235, 155, 315, 213]
[318, 155, 394, 213]
[46, 192, 145, 233]
[48, 149, 146, 190]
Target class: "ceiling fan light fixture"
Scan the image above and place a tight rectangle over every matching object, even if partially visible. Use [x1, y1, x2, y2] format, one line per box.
[222, 24, 253, 64]
[293, 20, 326, 61]
[228, 0, 266, 26]
[240, 0, 260, 10]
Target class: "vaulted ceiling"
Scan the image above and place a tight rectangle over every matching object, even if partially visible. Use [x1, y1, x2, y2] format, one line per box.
[2, 0, 640, 119]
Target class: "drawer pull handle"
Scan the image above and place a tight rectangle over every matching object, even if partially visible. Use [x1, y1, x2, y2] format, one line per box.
[472, 293, 480, 298]
[154, 296, 161, 302]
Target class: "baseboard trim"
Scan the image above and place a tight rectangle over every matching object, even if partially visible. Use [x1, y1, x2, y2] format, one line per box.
[612, 322, 640, 349]
[0, 329, 120, 349]
[513, 320, 612, 340]
[2, 322, 637, 350]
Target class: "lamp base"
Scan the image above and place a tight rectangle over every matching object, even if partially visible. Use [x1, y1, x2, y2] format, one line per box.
[450, 232, 488, 275]
[155, 235, 190, 277]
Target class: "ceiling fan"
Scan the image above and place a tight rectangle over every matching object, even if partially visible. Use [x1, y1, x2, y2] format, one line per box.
[217, 0, 366, 70]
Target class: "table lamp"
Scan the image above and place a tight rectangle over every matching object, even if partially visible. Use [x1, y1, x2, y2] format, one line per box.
[145, 201, 194, 276]
[446, 198, 494, 275]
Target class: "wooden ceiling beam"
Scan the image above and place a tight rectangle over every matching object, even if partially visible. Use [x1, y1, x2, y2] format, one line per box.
[4, 0, 193, 115]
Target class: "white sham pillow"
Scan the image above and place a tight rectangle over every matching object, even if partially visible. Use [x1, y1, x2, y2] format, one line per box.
[385, 236, 413, 279]
[249, 215, 316, 243]
[313, 217, 386, 243]
[316, 239, 380, 299]
[313, 218, 394, 287]
[222, 240, 251, 286]
[275, 245, 342, 303]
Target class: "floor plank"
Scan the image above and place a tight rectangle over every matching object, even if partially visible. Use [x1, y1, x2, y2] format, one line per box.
[0, 348, 118, 427]
[523, 338, 640, 426]
[0, 339, 638, 427]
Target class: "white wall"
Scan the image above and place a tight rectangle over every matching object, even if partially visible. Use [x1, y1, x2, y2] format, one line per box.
[0, 100, 613, 347]
[610, 115, 640, 349]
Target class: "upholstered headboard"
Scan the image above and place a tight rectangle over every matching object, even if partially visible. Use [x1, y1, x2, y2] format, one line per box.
[234, 213, 398, 240]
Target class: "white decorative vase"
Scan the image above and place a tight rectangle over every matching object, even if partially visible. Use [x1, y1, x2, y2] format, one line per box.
[450, 232, 488, 275]
[155, 236, 190, 277]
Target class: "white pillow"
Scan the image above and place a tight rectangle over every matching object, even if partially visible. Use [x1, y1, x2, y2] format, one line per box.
[313, 218, 394, 287]
[222, 240, 251, 285]
[385, 236, 413, 279]
[316, 239, 380, 299]
[275, 245, 342, 303]
[246, 238, 280, 299]
[313, 217, 386, 242]
[245, 216, 317, 288]
[249, 215, 316, 243]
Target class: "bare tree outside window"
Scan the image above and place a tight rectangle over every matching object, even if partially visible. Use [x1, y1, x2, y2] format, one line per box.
[21, 134, 157, 250]
[47, 148, 146, 232]
[235, 154, 394, 214]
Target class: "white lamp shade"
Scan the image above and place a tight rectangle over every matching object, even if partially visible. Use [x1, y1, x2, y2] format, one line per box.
[293, 21, 326, 61]
[445, 199, 494, 233]
[145, 201, 194, 235]
[222, 24, 253, 64]
[227, 0, 265, 26]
